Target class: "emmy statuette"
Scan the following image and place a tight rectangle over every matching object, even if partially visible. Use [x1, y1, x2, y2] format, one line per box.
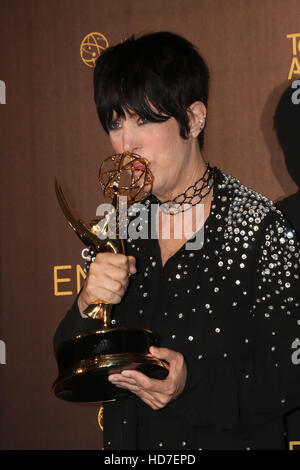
[52, 153, 169, 403]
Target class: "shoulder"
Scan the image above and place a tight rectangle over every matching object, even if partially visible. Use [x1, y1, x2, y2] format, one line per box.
[217, 171, 295, 239]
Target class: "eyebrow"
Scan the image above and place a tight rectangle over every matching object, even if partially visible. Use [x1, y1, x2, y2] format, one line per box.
[124, 109, 138, 118]
[113, 109, 138, 120]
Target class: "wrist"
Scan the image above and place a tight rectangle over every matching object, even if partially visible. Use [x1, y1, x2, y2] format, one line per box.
[77, 294, 89, 318]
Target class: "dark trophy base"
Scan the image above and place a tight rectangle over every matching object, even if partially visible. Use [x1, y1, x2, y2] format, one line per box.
[52, 327, 169, 403]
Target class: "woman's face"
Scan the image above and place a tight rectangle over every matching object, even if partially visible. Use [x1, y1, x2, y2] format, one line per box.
[108, 110, 198, 200]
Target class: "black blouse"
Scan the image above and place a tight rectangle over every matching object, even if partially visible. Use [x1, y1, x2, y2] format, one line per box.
[53, 168, 300, 450]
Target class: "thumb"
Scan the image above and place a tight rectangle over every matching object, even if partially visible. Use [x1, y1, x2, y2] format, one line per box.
[127, 255, 137, 274]
[149, 346, 177, 362]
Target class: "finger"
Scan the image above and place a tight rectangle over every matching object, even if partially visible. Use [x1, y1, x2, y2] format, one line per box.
[108, 375, 143, 393]
[90, 263, 129, 286]
[149, 347, 185, 381]
[127, 256, 137, 274]
[149, 346, 180, 363]
[111, 253, 131, 270]
[94, 276, 126, 296]
[110, 374, 166, 400]
[120, 370, 171, 394]
[112, 381, 141, 393]
[108, 374, 137, 386]
[86, 269, 129, 299]
[111, 380, 162, 409]
[85, 285, 123, 304]
[110, 374, 174, 410]
[95, 252, 129, 270]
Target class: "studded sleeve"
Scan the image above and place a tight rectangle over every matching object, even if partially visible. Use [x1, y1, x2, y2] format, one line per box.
[240, 211, 300, 424]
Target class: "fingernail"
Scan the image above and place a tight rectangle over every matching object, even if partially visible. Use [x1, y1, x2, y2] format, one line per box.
[121, 370, 131, 377]
[108, 376, 117, 382]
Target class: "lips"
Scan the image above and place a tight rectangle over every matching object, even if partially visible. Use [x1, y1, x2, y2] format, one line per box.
[132, 161, 146, 171]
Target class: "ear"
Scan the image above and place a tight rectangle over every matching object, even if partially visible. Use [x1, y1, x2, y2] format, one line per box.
[187, 101, 207, 138]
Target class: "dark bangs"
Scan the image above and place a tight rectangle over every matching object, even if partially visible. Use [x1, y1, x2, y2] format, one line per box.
[93, 33, 209, 146]
[95, 66, 175, 132]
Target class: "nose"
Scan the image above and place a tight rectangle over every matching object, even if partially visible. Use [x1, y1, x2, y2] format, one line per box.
[121, 124, 141, 154]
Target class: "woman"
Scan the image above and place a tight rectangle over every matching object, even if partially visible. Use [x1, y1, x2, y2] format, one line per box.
[54, 32, 300, 450]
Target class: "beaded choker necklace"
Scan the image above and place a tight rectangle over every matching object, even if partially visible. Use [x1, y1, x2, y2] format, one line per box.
[157, 163, 216, 215]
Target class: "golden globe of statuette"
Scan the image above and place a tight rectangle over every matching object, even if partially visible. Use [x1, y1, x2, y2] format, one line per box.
[80, 32, 109, 68]
[52, 152, 168, 403]
[99, 152, 153, 203]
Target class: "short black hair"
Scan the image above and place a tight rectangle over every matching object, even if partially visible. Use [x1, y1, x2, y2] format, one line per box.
[94, 31, 209, 148]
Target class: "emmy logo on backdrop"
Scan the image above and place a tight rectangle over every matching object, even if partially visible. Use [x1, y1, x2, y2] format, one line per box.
[80, 32, 109, 68]
[52, 152, 169, 403]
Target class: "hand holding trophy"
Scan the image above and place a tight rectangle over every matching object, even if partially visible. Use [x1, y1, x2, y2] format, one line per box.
[52, 152, 169, 403]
